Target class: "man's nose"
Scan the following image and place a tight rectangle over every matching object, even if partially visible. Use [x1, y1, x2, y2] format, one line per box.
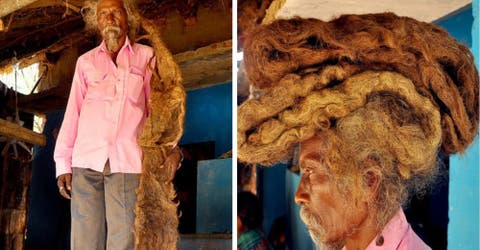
[105, 13, 115, 24]
[294, 179, 309, 206]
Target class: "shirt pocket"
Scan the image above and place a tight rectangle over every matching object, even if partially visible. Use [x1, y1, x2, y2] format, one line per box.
[85, 73, 114, 101]
[127, 66, 144, 104]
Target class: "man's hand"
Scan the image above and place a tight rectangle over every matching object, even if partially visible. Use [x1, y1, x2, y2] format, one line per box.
[57, 173, 72, 199]
[164, 147, 183, 181]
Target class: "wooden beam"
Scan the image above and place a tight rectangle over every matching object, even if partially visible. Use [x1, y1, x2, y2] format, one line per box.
[262, 0, 286, 24]
[0, 20, 87, 71]
[22, 0, 82, 12]
[0, 119, 46, 146]
[0, 0, 39, 18]
[0, 15, 84, 66]
[174, 40, 232, 63]
[174, 40, 232, 89]
[16, 87, 69, 114]
[0, 16, 82, 51]
[180, 52, 231, 90]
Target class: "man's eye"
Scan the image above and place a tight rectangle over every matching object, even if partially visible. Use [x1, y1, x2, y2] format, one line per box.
[112, 9, 122, 16]
[303, 168, 314, 174]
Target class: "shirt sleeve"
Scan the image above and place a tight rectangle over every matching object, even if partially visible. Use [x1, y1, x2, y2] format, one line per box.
[144, 53, 155, 117]
[53, 57, 87, 177]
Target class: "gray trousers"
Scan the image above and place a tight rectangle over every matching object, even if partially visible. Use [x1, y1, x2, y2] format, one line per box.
[71, 163, 139, 250]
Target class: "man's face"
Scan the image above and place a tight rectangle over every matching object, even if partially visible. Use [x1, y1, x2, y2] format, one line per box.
[97, 0, 128, 52]
[295, 133, 368, 249]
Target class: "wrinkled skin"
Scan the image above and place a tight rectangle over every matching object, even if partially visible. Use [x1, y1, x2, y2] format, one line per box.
[96, 0, 128, 54]
[295, 133, 379, 249]
[57, 173, 72, 199]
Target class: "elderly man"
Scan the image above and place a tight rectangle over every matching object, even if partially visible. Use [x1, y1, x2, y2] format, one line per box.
[54, 0, 181, 248]
[238, 14, 478, 249]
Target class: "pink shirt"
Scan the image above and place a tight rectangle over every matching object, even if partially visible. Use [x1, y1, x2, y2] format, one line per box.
[54, 37, 153, 177]
[342, 209, 431, 250]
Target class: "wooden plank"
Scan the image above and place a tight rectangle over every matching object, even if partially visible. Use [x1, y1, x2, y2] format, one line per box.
[0, 30, 90, 72]
[0, 0, 39, 18]
[178, 234, 232, 249]
[16, 87, 69, 114]
[262, 0, 286, 24]
[0, 16, 82, 51]
[183, 70, 231, 90]
[174, 40, 232, 63]
[174, 40, 232, 89]
[179, 51, 231, 90]
[0, 119, 46, 146]
[21, 0, 82, 12]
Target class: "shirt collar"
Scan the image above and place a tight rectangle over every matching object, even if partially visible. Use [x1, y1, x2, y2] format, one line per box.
[340, 209, 409, 250]
[364, 209, 409, 249]
[97, 36, 134, 55]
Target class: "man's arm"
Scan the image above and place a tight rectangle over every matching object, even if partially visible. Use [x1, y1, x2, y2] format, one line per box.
[53, 58, 87, 198]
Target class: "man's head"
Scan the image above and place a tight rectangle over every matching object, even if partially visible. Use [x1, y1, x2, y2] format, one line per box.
[81, 0, 139, 52]
[295, 133, 366, 249]
[294, 93, 440, 248]
[96, 0, 128, 53]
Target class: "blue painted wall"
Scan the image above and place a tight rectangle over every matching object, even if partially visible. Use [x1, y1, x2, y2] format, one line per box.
[180, 83, 232, 157]
[435, 6, 473, 46]
[260, 164, 287, 235]
[196, 158, 232, 233]
[439, 3, 479, 250]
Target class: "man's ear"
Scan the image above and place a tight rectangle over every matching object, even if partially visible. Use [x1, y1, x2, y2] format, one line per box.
[361, 158, 382, 202]
[364, 170, 381, 200]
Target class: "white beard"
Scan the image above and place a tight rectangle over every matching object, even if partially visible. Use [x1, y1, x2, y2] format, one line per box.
[101, 25, 123, 53]
[314, 241, 345, 250]
[300, 207, 345, 250]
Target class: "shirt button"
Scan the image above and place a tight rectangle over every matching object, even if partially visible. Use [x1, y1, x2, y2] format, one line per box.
[376, 235, 384, 246]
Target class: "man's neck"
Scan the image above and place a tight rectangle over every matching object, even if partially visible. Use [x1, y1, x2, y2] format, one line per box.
[108, 35, 127, 64]
[343, 208, 379, 250]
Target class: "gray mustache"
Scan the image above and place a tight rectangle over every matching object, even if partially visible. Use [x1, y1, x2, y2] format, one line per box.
[300, 206, 325, 233]
[102, 25, 122, 34]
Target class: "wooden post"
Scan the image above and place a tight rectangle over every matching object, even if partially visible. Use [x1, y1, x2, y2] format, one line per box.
[0, 118, 46, 146]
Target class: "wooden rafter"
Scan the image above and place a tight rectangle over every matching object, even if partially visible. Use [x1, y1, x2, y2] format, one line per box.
[0, 15, 82, 50]
[262, 0, 286, 24]
[22, 0, 82, 12]
[174, 40, 232, 63]
[0, 15, 84, 67]
[16, 87, 69, 114]
[0, 0, 39, 18]
[174, 40, 232, 89]
[0, 30, 91, 73]
[0, 119, 46, 146]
